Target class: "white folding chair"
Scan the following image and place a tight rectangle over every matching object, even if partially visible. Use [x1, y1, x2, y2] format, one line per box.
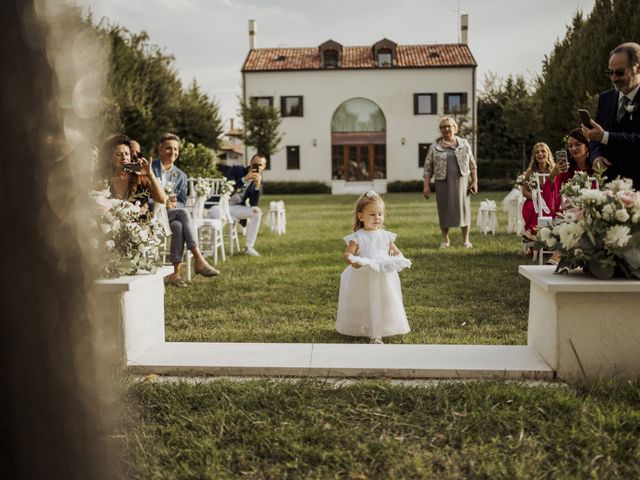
[191, 193, 225, 265]
[532, 173, 554, 265]
[476, 199, 497, 235]
[218, 194, 241, 254]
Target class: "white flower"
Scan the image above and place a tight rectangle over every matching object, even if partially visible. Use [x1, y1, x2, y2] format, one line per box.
[555, 222, 584, 249]
[601, 203, 615, 221]
[615, 209, 630, 222]
[604, 225, 632, 248]
[105, 240, 115, 250]
[546, 237, 558, 248]
[539, 227, 552, 241]
[632, 212, 640, 223]
[100, 223, 112, 234]
[563, 211, 577, 222]
[605, 178, 634, 193]
[580, 189, 606, 205]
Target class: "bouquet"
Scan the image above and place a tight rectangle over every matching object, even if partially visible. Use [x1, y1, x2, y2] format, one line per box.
[534, 177, 640, 279]
[91, 189, 166, 278]
[218, 178, 237, 196]
[514, 171, 537, 192]
[194, 179, 211, 197]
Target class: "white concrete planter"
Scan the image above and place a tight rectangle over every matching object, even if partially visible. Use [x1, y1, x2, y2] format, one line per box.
[94, 266, 173, 365]
[520, 265, 640, 381]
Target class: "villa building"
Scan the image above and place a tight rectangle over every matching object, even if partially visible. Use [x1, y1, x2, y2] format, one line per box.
[241, 18, 476, 194]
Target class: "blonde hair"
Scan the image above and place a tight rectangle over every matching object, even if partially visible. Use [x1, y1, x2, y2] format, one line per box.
[353, 191, 385, 231]
[528, 142, 555, 172]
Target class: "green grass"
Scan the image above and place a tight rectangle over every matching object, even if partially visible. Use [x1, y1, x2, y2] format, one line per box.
[165, 192, 530, 344]
[123, 379, 640, 479]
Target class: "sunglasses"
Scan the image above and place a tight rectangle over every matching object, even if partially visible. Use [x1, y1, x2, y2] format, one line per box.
[605, 67, 631, 77]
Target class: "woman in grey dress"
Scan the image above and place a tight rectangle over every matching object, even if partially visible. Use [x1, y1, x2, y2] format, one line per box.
[422, 116, 478, 248]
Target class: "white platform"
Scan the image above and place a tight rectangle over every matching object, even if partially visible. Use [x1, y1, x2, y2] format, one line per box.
[520, 265, 640, 381]
[128, 342, 554, 379]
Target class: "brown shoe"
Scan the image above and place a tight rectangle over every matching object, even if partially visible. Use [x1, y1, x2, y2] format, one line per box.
[195, 265, 220, 277]
[169, 277, 188, 288]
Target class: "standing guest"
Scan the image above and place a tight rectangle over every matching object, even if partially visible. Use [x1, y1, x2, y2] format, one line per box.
[422, 116, 478, 248]
[100, 134, 165, 209]
[209, 153, 267, 256]
[151, 133, 219, 288]
[521, 143, 556, 240]
[582, 42, 640, 189]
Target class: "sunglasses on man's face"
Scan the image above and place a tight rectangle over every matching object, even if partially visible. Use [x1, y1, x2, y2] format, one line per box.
[605, 67, 631, 77]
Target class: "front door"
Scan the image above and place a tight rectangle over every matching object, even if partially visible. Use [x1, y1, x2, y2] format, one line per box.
[332, 144, 386, 181]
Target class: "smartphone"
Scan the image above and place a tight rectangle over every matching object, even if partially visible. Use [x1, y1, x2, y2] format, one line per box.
[251, 165, 260, 173]
[123, 163, 142, 173]
[579, 109, 593, 129]
[556, 150, 568, 165]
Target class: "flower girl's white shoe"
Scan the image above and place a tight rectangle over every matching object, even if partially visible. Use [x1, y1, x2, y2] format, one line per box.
[370, 337, 384, 344]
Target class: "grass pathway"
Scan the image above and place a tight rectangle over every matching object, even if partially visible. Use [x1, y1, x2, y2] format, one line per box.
[165, 192, 530, 344]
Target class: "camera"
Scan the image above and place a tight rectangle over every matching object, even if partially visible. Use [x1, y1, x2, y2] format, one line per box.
[122, 162, 142, 173]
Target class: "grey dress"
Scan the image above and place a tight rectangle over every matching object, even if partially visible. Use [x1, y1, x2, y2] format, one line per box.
[434, 146, 470, 229]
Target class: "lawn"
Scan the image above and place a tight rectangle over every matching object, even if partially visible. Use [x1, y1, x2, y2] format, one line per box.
[165, 192, 531, 345]
[122, 378, 640, 479]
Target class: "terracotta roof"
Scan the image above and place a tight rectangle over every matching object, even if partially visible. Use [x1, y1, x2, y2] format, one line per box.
[242, 43, 476, 72]
[225, 128, 244, 137]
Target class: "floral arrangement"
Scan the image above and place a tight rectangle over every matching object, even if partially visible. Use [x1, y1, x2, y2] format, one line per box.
[194, 178, 211, 197]
[218, 178, 237, 196]
[91, 189, 166, 278]
[514, 171, 538, 192]
[164, 181, 176, 198]
[535, 176, 640, 279]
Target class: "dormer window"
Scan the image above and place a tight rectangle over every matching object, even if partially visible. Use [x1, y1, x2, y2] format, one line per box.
[324, 50, 338, 68]
[319, 40, 343, 68]
[372, 38, 397, 68]
[378, 49, 392, 67]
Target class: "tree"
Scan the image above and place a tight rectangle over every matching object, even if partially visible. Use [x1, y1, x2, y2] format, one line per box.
[177, 140, 221, 178]
[239, 98, 282, 162]
[177, 79, 223, 150]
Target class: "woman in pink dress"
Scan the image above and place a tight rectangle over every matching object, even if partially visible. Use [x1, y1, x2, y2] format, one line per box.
[522, 142, 557, 239]
[550, 128, 592, 205]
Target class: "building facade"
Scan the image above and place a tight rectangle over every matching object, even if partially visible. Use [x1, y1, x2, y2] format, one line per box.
[242, 36, 476, 194]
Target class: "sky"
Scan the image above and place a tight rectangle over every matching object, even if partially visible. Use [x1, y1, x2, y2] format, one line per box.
[77, 0, 596, 128]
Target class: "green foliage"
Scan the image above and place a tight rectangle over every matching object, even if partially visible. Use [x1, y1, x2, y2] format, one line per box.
[124, 379, 640, 479]
[387, 179, 514, 193]
[387, 180, 423, 192]
[177, 140, 220, 178]
[84, 17, 223, 152]
[262, 181, 331, 194]
[536, 0, 640, 149]
[477, 73, 540, 169]
[240, 97, 283, 158]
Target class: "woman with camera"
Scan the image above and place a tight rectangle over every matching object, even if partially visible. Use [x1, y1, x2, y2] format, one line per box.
[100, 134, 166, 209]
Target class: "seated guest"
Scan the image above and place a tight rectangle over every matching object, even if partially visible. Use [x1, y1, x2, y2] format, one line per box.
[151, 133, 219, 288]
[550, 128, 592, 186]
[99, 134, 165, 210]
[522, 142, 556, 240]
[208, 153, 267, 257]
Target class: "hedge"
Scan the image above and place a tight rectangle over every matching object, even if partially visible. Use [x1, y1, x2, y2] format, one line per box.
[263, 181, 331, 195]
[387, 179, 514, 192]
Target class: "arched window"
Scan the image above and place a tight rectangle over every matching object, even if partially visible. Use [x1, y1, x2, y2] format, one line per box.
[331, 98, 386, 181]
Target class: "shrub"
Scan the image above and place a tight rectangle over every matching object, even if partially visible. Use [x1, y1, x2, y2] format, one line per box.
[387, 181, 423, 192]
[387, 178, 511, 192]
[263, 181, 331, 195]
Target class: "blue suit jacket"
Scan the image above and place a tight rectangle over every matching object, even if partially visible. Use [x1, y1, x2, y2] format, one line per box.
[590, 88, 640, 188]
[225, 165, 262, 207]
[152, 159, 188, 208]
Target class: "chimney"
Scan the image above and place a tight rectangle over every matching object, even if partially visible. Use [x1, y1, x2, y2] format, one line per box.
[230, 118, 234, 131]
[460, 14, 468, 44]
[249, 19, 257, 50]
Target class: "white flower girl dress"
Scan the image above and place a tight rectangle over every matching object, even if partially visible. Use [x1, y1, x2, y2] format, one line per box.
[336, 229, 411, 338]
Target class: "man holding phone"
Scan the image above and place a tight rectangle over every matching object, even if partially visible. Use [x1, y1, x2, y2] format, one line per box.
[209, 153, 267, 256]
[582, 42, 640, 189]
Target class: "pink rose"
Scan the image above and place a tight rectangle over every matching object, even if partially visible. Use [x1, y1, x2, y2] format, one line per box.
[616, 190, 637, 208]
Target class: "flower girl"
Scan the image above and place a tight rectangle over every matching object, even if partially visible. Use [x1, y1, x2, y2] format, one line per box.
[336, 191, 411, 344]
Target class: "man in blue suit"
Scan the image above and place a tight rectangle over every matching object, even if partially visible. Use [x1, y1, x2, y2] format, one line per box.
[208, 153, 267, 256]
[583, 42, 640, 189]
[152, 133, 219, 287]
